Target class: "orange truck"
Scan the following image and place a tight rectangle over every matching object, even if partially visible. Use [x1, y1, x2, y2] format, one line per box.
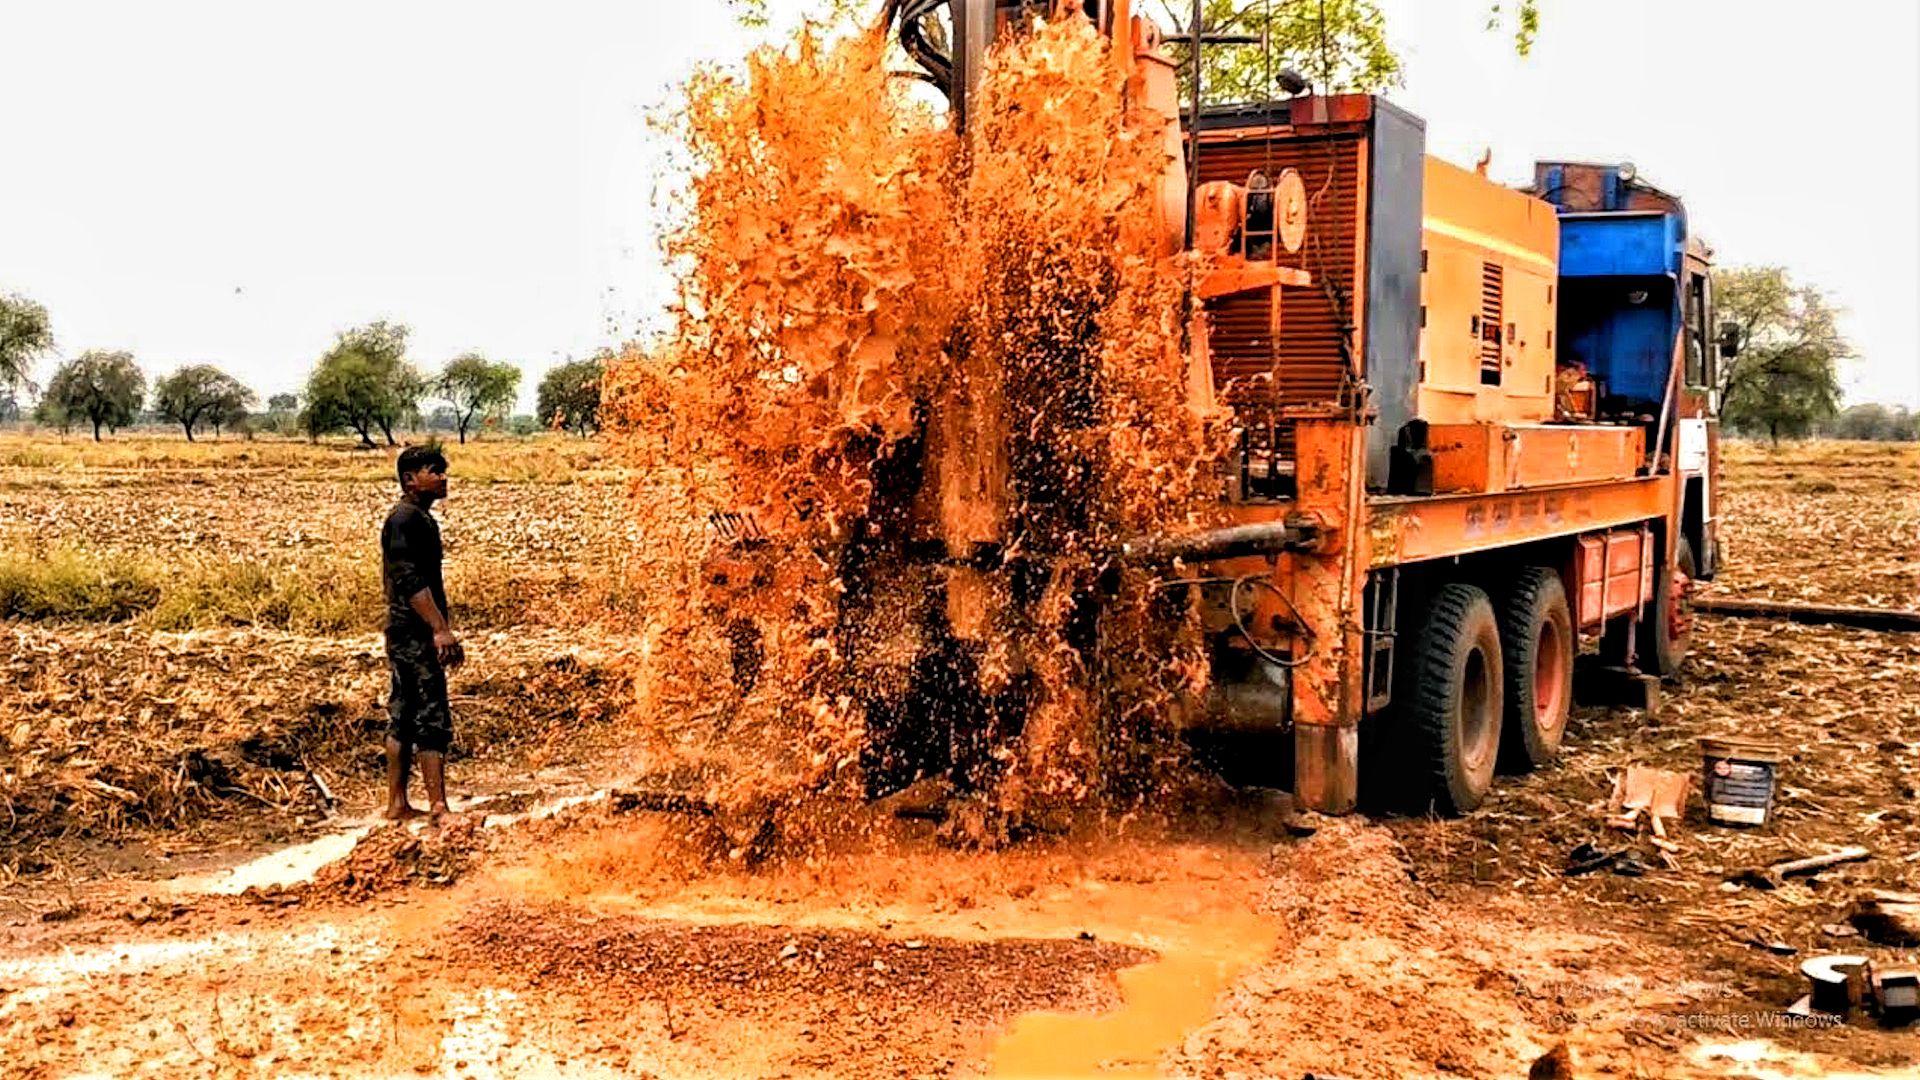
[875, 0, 1733, 814]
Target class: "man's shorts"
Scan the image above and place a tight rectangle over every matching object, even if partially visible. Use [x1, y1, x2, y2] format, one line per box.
[386, 634, 453, 753]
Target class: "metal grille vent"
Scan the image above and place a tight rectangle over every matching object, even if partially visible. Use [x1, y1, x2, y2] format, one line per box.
[1479, 261, 1504, 386]
[1198, 134, 1362, 407]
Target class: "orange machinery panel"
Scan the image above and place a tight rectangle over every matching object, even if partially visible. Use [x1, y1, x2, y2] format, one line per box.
[1427, 422, 1644, 495]
[1573, 526, 1654, 630]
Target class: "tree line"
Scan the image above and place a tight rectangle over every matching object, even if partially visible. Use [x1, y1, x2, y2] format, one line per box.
[4, 265, 1904, 444]
[1711, 265, 1911, 442]
[0, 297, 604, 443]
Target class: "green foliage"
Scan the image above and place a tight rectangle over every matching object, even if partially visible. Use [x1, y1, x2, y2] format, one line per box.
[725, 0, 867, 30]
[0, 292, 55, 394]
[0, 549, 161, 622]
[1158, 0, 1401, 101]
[437, 352, 523, 444]
[1486, 1, 1541, 56]
[152, 364, 256, 441]
[302, 321, 425, 447]
[252, 392, 301, 436]
[536, 358, 605, 436]
[43, 350, 146, 441]
[1715, 266, 1848, 443]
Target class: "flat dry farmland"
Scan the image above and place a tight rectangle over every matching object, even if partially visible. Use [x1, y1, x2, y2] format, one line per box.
[1712, 440, 1918, 607]
[0, 434, 635, 632]
[0, 473, 625, 567]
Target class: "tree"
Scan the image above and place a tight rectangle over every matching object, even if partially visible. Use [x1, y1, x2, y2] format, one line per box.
[43, 351, 146, 441]
[1, 292, 55, 395]
[437, 353, 522, 443]
[807, 1, 1541, 105]
[536, 358, 605, 436]
[211, 395, 252, 439]
[152, 364, 256, 441]
[1156, 0, 1401, 101]
[1824, 403, 1920, 442]
[251, 392, 300, 436]
[724, 0, 865, 29]
[1715, 266, 1848, 444]
[33, 396, 71, 433]
[302, 321, 425, 447]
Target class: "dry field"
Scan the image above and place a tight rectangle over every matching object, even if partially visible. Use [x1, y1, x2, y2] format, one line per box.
[1, 432, 640, 874]
[1, 433, 1916, 1078]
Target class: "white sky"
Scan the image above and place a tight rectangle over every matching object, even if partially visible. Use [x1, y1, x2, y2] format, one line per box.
[2, 0, 1915, 410]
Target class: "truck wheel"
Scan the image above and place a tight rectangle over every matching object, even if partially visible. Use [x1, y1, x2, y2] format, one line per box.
[1643, 536, 1695, 678]
[1405, 583, 1505, 814]
[1496, 568, 1573, 772]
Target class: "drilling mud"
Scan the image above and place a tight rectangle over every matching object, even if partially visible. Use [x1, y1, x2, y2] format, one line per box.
[604, 12, 1226, 835]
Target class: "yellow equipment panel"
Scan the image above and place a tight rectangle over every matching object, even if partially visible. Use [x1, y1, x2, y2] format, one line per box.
[1417, 156, 1560, 426]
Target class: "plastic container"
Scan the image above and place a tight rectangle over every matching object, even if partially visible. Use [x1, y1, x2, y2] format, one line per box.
[1700, 737, 1782, 826]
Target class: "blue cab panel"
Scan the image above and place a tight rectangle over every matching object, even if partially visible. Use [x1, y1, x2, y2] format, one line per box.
[1554, 212, 1685, 406]
[1558, 213, 1684, 279]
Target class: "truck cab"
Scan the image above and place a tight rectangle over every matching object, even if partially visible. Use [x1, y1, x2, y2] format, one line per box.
[1533, 161, 1725, 579]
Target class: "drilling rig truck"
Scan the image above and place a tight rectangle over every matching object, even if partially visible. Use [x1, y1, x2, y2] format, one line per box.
[857, 0, 1732, 815]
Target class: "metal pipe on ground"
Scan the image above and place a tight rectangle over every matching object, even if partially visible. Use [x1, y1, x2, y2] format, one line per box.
[1694, 596, 1920, 634]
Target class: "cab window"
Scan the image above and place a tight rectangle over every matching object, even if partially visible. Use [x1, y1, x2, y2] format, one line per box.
[1684, 273, 1708, 388]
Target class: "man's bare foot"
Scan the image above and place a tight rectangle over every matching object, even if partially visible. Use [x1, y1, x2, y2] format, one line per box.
[427, 803, 461, 826]
[383, 803, 426, 822]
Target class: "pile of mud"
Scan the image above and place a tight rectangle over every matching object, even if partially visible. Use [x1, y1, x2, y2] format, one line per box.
[606, 10, 1226, 835]
[450, 897, 1150, 1074]
[245, 821, 485, 904]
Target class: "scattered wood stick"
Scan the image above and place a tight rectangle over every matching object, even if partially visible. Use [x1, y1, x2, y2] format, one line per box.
[1729, 846, 1871, 889]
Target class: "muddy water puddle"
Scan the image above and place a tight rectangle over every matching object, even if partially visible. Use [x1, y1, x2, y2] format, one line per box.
[988, 908, 1278, 1077]
[481, 816, 1285, 1073]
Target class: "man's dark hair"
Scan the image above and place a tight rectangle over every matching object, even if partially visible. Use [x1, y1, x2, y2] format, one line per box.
[396, 444, 448, 485]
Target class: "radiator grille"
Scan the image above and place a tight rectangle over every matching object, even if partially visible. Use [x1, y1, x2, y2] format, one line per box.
[1479, 261, 1504, 386]
[1197, 133, 1363, 410]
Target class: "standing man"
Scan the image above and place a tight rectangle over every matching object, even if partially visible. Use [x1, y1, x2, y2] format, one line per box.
[382, 444, 465, 822]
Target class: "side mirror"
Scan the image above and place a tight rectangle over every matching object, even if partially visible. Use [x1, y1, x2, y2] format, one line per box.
[1718, 321, 1741, 360]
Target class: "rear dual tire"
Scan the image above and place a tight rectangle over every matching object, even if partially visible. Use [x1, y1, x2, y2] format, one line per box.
[1401, 569, 1574, 814]
[1403, 583, 1505, 814]
[1496, 568, 1574, 772]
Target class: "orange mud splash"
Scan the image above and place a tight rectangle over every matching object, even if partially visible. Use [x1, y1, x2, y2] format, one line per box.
[604, 11, 1226, 832]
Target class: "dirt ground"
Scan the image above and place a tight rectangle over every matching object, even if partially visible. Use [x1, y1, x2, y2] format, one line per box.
[2, 437, 1917, 1078]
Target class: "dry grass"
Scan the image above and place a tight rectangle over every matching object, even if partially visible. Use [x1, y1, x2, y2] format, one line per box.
[0, 430, 619, 484]
[1711, 439, 1919, 607]
[0, 432, 644, 869]
[0, 545, 627, 633]
[0, 431, 639, 632]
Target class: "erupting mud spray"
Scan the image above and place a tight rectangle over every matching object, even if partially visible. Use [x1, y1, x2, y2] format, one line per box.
[605, 11, 1227, 839]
